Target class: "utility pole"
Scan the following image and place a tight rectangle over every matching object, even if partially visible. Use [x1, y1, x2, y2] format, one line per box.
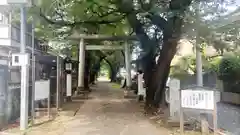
[31, 20, 35, 125]
[20, 5, 29, 130]
[6, 0, 31, 130]
[195, 2, 203, 86]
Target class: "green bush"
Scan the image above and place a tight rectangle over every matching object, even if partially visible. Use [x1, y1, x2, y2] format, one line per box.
[170, 53, 240, 93]
[217, 54, 240, 93]
[208, 57, 221, 73]
[218, 54, 240, 81]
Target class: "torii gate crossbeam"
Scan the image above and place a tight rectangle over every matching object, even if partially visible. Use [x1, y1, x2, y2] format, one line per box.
[86, 45, 124, 50]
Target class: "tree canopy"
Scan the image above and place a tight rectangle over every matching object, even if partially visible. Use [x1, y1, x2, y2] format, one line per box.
[24, 0, 239, 109]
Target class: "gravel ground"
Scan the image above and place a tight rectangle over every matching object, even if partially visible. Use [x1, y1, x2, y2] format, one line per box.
[184, 102, 240, 134]
[206, 103, 240, 134]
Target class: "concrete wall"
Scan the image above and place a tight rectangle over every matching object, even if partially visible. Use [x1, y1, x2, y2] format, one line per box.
[180, 72, 218, 89]
[179, 72, 240, 105]
[221, 92, 240, 105]
[171, 73, 240, 134]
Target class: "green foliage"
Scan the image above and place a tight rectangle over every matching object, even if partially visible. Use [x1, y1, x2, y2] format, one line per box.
[207, 57, 222, 72]
[103, 50, 124, 79]
[170, 53, 221, 79]
[71, 45, 78, 59]
[100, 61, 110, 77]
[171, 52, 240, 93]
[218, 54, 240, 81]
[17, 0, 240, 86]
[170, 65, 190, 79]
[25, 0, 239, 57]
[182, 0, 240, 56]
[217, 54, 240, 93]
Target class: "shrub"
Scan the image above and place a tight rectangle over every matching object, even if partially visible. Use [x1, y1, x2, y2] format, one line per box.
[217, 54, 240, 93]
[218, 54, 240, 81]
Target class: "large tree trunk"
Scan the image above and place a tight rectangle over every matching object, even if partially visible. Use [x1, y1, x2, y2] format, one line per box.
[142, 54, 156, 107]
[147, 0, 190, 108]
[151, 40, 178, 108]
[89, 71, 96, 84]
[110, 66, 119, 82]
[156, 63, 170, 106]
[119, 0, 192, 111]
[126, 12, 158, 108]
[110, 69, 117, 82]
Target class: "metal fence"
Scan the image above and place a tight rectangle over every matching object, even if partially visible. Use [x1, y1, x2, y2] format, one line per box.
[0, 52, 65, 129]
[34, 55, 65, 110]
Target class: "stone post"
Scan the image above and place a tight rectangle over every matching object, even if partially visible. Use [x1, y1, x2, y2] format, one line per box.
[78, 38, 85, 90]
[168, 78, 181, 122]
[124, 41, 131, 89]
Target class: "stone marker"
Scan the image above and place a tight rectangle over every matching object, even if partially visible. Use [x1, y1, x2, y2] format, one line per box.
[200, 113, 209, 135]
[137, 72, 145, 101]
[168, 78, 180, 122]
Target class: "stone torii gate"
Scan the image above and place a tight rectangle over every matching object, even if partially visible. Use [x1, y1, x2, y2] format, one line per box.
[69, 32, 137, 90]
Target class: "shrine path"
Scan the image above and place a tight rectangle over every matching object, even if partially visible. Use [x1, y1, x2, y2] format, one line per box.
[61, 82, 169, 135]
[3, 82, 171, 135]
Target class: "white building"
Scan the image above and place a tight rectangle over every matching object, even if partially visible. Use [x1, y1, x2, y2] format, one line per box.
[0, 8, 50, 125]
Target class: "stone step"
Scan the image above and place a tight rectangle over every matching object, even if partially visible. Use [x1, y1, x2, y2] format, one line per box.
[167, 119, 181, 127]
[167, 119, 191, 127]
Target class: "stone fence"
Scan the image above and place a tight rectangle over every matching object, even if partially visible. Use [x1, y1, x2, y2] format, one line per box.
[221, 92, 240, 105]
[178, 72, 240, 105]
[167, 78, 240, 134]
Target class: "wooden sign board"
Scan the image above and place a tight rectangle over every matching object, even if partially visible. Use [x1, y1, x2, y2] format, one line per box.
[181, 90, 214, 110]
[179, 87, 218, 135]
[34, 80, 50, 101]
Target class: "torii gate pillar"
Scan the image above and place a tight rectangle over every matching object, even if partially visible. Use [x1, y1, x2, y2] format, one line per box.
[78, 38, 85, 90]
[124, 41, 132, 89]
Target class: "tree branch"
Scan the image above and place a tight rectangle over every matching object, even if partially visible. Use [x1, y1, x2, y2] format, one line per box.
[127, 12, 156, 49]
[90, 7, 120, 19]
[103, 57, 114, 73]
[169, 0, 192, 11]
[39, 9, 126, 26]
[147, 0, 193, 41]
[139, 0, 155, 11]
[121, 50, 125, 63]
[146, 14, 167, 31]
[206, 54, 223, 60]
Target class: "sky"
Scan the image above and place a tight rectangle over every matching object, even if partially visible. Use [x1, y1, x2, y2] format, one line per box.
[0, 0, 7, 5]
[225, 0, 240, 14]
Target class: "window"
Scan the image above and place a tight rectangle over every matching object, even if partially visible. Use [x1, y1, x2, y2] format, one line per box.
[0, 13, 3, 21]
[11, 27, 20, 41]
[26, 34, 31, 46]
[0, 13, 8, 24]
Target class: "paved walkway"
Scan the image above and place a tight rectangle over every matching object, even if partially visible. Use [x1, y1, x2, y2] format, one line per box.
[4, 82, 170, 135]
[62, 82, 168, 135]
